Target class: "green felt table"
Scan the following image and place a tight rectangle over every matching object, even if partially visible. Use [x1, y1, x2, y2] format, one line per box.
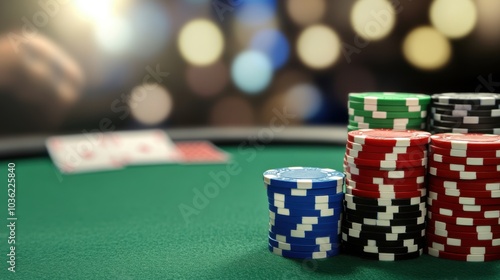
[0, 145, 499, 279]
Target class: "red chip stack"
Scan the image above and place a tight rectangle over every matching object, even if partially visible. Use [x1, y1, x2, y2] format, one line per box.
[426, 133, 500, 262]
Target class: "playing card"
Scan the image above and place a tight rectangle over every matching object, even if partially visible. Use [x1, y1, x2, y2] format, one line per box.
[111, 129, 180, 165]
[46, 133, 123, 174]
[176, 141, 230, 164]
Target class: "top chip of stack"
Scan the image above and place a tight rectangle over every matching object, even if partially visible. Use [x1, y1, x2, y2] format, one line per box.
[342, 129, 431, 261]
[426, 133, 500, 262]
[348, 92, 431, 132]
[263, 167, 345, 259]
[430, 93, 500, 135]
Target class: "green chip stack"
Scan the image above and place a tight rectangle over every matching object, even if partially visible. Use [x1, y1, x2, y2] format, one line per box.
[348, 92, 431, 132]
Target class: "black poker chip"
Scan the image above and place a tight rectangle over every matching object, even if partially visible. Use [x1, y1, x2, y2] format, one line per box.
[342, 220, 426, 234]
[341, 233, 425, 247]
[345, 213, 425, 226]
[342, 241, 424, 254]
[341, 226, 425, 241]
[344, 247, 423, 261]
[345, 208, 426, 220]
[431, 107, 500, 117]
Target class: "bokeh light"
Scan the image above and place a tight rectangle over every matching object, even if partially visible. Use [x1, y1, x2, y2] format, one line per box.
[351, 0, 396, 41]
[74, 0, 115, 22]
[475, 0, 500, 47]
[95, 17, 133, 55]
[232, 17, 279, 49]
[186, 61, 229, 97]
[286, 0, 325, 26]
[231, 51, 273, 94]
[236, 0, 276, 27]
[403, 26, 451, 71]
[178, 19, 224, 66]
[210, 96, 255, 126]
[250, 29, 290, 70]
[129, 84, 173, 126]
[128, 2, 170, 58]
[285, 84, 323, 121]
[430, 0, 477, 39]
[297, 25, 341, 70]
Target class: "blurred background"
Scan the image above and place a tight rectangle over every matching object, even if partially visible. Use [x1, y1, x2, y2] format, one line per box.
[0, 0, 499, 136]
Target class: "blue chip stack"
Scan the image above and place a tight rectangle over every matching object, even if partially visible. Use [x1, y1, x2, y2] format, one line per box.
[263, 167, 345, 259]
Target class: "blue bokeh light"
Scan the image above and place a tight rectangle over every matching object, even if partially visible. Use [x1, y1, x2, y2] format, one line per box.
[250, 29, 290, 70]
[236, 0, 277, 26]
[231, 51, 273, 94]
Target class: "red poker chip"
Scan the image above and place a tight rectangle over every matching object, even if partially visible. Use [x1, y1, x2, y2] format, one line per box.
[346, 147, 427, 161]
[430, 145, 500, 158]
[343, 158, 427, 172]
[429, 167, 500, 180]
[427, 241, 500, 255]
[344, 165, 426, 179]
[428, 204, 500, 219]
[346, 186, 426, 199]
[346, 173, 425, 185]
[429, 175, 500, 190]
[428, 211, 500, 226]
[431, 133, 500, 151]
[346, 179, 423, 192]
[429, 160, 500, 172]
[428, 219, 500, 233]
[344, 155, 427, 170]
[426, 247, 500, 262]
[429, 191, 500, 206]
[348, 129, 431, 147]
[429, 185, 500, 199]
[427, 198, 500, 213]
[426, 232, 500, 247]
[346, 141, 427, 154]
[428, 226, 500, 240]
[431, 152, 500, 166]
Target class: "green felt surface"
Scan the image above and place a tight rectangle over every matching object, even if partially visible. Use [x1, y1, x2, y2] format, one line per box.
[0, 145, 499, 279]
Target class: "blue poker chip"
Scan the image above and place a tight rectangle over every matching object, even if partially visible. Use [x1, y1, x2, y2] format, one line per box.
[269, 224, 338, 239]
[263, 167, 345, 189]
[268, 244, 340, 259]
[268, 192, 344, 204]
[269, 205, 342, 217]
[268, 198, 343, 210]
[266, 184, 343, 196]
[269, 210, 342, 225]
[270, 218, 339, 231]
[268, 236, 341, 252]
[269, 231, 340, 246]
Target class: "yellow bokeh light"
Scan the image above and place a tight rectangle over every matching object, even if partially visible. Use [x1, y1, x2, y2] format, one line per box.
[297, 25, 341, 70]
[129, 84, 173, 126]
[351, 0, 396, 41]
[178, 19, 224, 66]
[430, 0, 477, 39]
[74, 0, 115, 23]
[286, 0, 325, 26]
[403, 26, 451, 71]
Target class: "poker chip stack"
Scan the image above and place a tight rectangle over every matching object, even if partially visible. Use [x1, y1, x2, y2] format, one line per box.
[342, 129, 431, 261]
[426, 133, 500, 262]
[430, 93, 500, 135]
[347, 92, 431, 132]
[264, 167, 345, 259]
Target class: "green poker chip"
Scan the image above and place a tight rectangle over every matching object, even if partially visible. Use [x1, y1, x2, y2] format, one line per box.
[348, 101, 426, 112]
[347, 125, 359, 132]
[348, 108, 427, 119]
[349, 92, 431, 106]
[349, 121, 425, 130]
[348, 115, 425, 126]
